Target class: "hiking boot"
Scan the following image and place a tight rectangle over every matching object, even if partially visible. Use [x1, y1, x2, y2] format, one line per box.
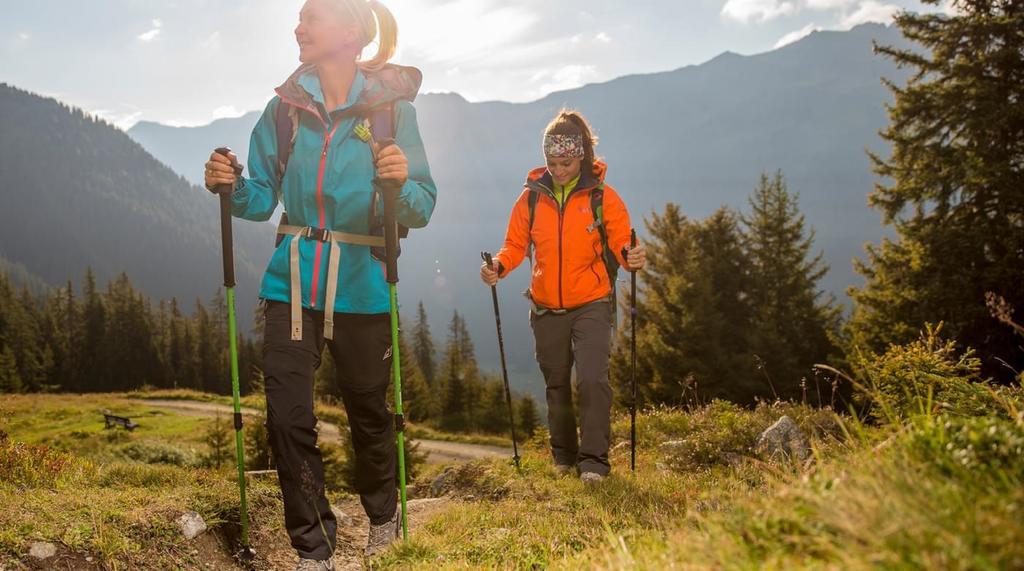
[580, 472, 605, 485]
[364, 508, 400, 557]
[295, 557, 334, 571]
[554, 464, 575, 476]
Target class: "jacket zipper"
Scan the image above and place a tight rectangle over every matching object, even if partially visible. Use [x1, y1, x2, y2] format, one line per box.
[278, 94, 339, 311]
[537, 180, 588, 310]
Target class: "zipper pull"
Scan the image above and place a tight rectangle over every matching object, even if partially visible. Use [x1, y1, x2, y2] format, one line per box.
[322, 136, 331, 157]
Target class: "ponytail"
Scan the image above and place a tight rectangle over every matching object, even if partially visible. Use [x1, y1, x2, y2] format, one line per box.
[359, 0, 398, 72]
[545, 109, 599, 176]
[327, 0, 398, 72]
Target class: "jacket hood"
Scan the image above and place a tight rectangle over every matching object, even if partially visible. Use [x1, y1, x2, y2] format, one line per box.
[526, 160, 608, 194]
[275, 63, 422, 115]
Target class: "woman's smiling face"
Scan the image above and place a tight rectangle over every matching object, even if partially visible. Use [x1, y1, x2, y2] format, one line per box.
[546, 156, 582, 186]
[294, 0, 359, 64]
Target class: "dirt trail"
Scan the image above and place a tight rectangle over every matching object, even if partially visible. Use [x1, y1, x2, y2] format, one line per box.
[133, 399, 483, 569]
[252, 497, 453, 571]
[134, 399, 512, 463]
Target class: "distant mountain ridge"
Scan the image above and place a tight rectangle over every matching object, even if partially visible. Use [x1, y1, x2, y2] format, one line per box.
[0, 83, 274, 329]
[2, 22, 914, 400]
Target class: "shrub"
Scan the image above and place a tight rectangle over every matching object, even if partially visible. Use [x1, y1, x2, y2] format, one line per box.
[117, 440, 199, 467]
[854, 324, 1004, 421]
[0, 431, 93, 488]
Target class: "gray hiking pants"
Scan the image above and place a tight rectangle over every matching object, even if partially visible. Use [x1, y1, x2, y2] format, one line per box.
[530, 300, 613, 475]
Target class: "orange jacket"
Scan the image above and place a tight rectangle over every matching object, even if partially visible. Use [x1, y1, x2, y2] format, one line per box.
[495, 161, 633, 310]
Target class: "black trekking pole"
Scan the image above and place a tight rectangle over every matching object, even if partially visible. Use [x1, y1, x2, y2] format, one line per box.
[481, 252, 522, 470]
[375, 141, 410, 541]
[628, 229, 638, 473]
[213, 147, 256, 561]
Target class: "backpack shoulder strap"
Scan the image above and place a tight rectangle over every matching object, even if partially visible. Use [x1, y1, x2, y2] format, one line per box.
[368, 102, 396, 144]
[589, 183, 620, 324]
[527, 190, 540, 231]
[590, 183, 605, 226]
[274, 99, 297, 185]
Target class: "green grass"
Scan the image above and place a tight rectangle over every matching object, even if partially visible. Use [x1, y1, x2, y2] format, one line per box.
[0, 394, 213, 466]
[6, 339, 1021, 571]
[375, 398, 1024, 570]
[0, 430, 284, 569]
[406, 424, 513, 448]
[125, 388, 233, 404]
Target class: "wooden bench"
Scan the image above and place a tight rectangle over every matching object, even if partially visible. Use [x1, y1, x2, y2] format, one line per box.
[103, 413, 139, 431]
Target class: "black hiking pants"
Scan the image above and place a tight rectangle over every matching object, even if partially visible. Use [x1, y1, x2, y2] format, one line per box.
[262, 300, 397, 560]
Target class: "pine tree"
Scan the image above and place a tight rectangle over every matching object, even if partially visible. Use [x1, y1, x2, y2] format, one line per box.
[517, 395, 541, 439]
[848, 1, 1024, 382]
[611, 205, 759, 405]
[740, 171, 839, 401]
[479, 378, 510, 435]
[203, 413, 232, 468]
[80, 268, 106, 391]
[0, 346, 22, 393]
[439, 311, 470, 432]
[397, 317, 432, 423]
[411, 301, 437, 387]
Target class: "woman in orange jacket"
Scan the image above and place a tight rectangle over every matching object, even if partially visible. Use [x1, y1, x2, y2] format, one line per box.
[480, 110, 646, 482]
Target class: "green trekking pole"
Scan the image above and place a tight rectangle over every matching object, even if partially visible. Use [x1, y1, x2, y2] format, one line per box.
[375, 143, 409, 541]
[213, 148, 255, 561]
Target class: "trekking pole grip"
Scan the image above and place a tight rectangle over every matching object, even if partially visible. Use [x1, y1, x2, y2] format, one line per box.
[214, 147, 242, 288]
[374, 170, 401, 286]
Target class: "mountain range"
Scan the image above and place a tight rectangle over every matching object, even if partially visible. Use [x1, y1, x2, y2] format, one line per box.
[2, 22, 914, 400]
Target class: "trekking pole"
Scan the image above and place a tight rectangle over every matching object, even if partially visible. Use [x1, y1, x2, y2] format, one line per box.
[481, 252, 522, 470]
[629, 229, 638, 473]
[375, 140, 410, 541]
[213, 147, 255, 560]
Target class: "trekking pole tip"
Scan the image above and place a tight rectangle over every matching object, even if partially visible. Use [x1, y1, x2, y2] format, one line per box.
[237, 546, 257, 563]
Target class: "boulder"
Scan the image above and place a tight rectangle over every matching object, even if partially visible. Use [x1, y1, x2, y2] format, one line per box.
[177, 511, 207, 540]
[756, 416, 810, 462]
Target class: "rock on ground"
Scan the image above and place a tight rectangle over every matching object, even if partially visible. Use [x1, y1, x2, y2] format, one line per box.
[756, 416, 810, 462]
[177, 511, 208, 540]
[28, 541, 57, 560]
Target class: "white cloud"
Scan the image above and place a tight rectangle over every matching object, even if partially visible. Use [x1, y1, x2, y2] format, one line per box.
[395, 0, 537, 65]
[200, 30, 221, 49]
[803, 0, 855, 9]
[595, 32, 612, 43]
[91, 108, 143, 131]
[721, 0, 797, 23]
[137, 18, 163, 42]
[530, 64, 599, 98]
[774, 22, 823, 48]
[940, 0, 963, 16]
[17, 32, 30, 41]
[839, 0, 900, 27]
[211, 105, 244, 120]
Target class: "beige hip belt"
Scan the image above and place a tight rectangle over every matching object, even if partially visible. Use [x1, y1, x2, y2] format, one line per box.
[276, 222, 385, 342]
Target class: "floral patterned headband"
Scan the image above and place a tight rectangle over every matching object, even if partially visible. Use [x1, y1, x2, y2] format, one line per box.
[543, 134, 585, 159]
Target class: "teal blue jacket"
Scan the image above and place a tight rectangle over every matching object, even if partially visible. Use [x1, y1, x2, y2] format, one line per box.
[231, 64, 436, 314]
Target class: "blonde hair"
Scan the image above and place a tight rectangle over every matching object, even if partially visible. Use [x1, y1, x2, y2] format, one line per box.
[329, 0, 398, 72]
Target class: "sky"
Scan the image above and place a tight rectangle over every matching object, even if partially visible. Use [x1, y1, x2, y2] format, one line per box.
[0, 0, 954, 129]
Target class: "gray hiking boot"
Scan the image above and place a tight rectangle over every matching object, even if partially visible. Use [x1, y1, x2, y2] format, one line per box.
[580, 472, 605, 485]
[554, 464, 575, 476]
[295, 557, 334, 571]
[364, 508, 401, 557]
